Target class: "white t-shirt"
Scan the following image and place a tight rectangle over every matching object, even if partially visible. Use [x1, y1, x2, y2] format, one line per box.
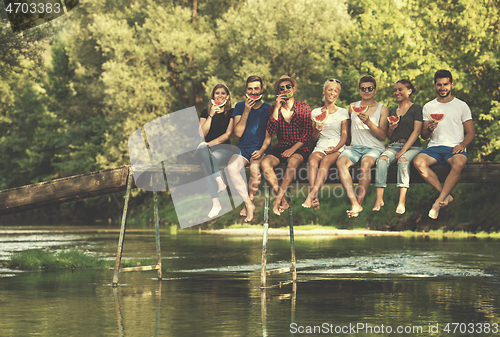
[350, 102, 386, 152]
[311, 107, 350, 151]
[423, 98, 472, 148]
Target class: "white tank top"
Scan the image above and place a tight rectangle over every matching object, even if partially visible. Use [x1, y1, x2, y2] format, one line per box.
[350, 102, 385, 151]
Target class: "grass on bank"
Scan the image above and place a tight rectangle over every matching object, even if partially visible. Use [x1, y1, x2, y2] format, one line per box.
[6, 249, 166, 271]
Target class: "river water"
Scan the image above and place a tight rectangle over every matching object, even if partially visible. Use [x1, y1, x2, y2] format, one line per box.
[1, 227, 500, 336]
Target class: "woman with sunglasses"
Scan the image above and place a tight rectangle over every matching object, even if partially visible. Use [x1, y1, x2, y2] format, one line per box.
[372, 79, 422, 214]
[196, 83, 235, 218]
[302, 79, 349, 209]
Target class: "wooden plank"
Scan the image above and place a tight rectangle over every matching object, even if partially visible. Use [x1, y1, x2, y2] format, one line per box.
[266, 267, 293, 275]
[120, 265, 160, 272]
[0, 166, 131, 215]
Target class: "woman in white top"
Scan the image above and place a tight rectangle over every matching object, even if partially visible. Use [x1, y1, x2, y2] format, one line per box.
[302, 79, 349, 209]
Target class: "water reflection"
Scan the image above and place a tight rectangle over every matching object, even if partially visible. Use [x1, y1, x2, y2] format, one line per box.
[113, 281, 162, 336]
[1, 230, 500, 336]
[260, 283, 297, 337]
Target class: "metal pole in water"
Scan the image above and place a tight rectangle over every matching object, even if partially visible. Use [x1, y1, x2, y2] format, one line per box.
[260, 183, 270, 288]
[287, 193, 296, 283]
[154, 191, 162, 280]
[113, 168, 132, 287]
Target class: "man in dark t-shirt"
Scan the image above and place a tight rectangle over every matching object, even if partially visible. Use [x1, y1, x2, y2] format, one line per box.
[227, 76, 271, 222]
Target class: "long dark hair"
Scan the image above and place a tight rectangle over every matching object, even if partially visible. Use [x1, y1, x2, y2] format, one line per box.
[209, 83, 231, 117]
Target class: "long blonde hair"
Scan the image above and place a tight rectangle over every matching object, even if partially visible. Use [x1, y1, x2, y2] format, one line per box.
[209, 83, 232, 117]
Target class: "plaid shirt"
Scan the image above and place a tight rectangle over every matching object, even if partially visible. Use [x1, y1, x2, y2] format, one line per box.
[267, 100, 313, 152]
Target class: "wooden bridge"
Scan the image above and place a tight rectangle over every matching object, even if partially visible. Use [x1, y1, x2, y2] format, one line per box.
[1, 163, 499, 216]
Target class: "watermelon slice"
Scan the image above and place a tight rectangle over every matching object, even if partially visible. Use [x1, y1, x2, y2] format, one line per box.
[429, 113, 445, 122]
[246, 94, 262, 101]
[313, 109, 329, 124]
[211, 98, 228, 107]
[387, 115, 400, 124]
[351, 104, 369, 114]
[277, 91, 293, 99]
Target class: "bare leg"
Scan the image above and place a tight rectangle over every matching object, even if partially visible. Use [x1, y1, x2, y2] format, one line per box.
[356, 156, 376, 207]
[396, 187, 407, 214]
[303, 152, 339, 209]
[395, 158, 408, 214]
[261, 155, 282, 215]
[241, 158, 262, 221]
[208, 198, 222, 218]
[275, 154, 304, 215]
[414, 153, 465, 219]
[227, 155, 250, 215]
[337, 156, 363, 217]
[215, 176, 226, 193]
[307, 152, 322, 192]
[372, 155, 388, 211]
[372, 188, 385, 211]
[413, 153, 441, 192]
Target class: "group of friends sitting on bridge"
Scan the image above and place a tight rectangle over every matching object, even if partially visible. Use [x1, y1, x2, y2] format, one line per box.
[195, 70, 475, 222]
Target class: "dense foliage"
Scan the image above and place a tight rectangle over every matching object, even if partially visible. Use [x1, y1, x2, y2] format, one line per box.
[1, 0, 499, 227]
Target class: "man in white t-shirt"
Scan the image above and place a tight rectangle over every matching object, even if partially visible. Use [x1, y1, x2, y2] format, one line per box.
[413, 70, 475, 219]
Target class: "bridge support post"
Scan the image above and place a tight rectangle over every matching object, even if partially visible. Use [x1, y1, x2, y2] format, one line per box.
[112, 167, 162, 286]
[260, 184, 297, 288]
[113, 167, 132, 287]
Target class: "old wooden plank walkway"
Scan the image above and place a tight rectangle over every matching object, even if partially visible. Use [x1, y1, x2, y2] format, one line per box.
[0, 163, 499, 216]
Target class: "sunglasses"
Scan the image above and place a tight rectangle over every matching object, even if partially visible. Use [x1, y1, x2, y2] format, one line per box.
[360, 86, 374, 92]
[279, 84, 293, 91]
[326, 78, 342, 84]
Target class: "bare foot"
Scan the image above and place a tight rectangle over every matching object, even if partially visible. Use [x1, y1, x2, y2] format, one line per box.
[428, 201, 440, 219]
[311, 198, 320, 210]
[216, 177, 227, 193]
[208, 204, 222, 218]
[372, 200, 384, 211]
[279, 198, 290, 213]
[302, 195, 313, 208]
[395, 204, 405, 214]
[439, 194, 454, 208]
[240, 205, 247, 217]
[272, 198, 282, 216]
[244, 202, 256, 222]
[347, 205, 363, 218]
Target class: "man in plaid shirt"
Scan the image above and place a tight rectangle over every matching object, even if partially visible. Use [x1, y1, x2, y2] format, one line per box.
[261, 75, 313, 215]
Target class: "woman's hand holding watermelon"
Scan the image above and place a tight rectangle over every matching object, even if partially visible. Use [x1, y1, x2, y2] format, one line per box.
[209, 104, 220, 117]
[314, 122, 324, 131]
[388, 120, 398, 131]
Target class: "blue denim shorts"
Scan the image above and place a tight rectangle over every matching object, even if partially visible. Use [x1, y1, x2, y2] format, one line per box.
[339, 145, 383, 165]
[419, 146, 468, 166]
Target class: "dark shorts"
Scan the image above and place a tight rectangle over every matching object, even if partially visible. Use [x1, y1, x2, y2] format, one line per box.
[419, 145, 468, 166]
[266, 146, 309, 165]
[237, 146, 271, 162]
